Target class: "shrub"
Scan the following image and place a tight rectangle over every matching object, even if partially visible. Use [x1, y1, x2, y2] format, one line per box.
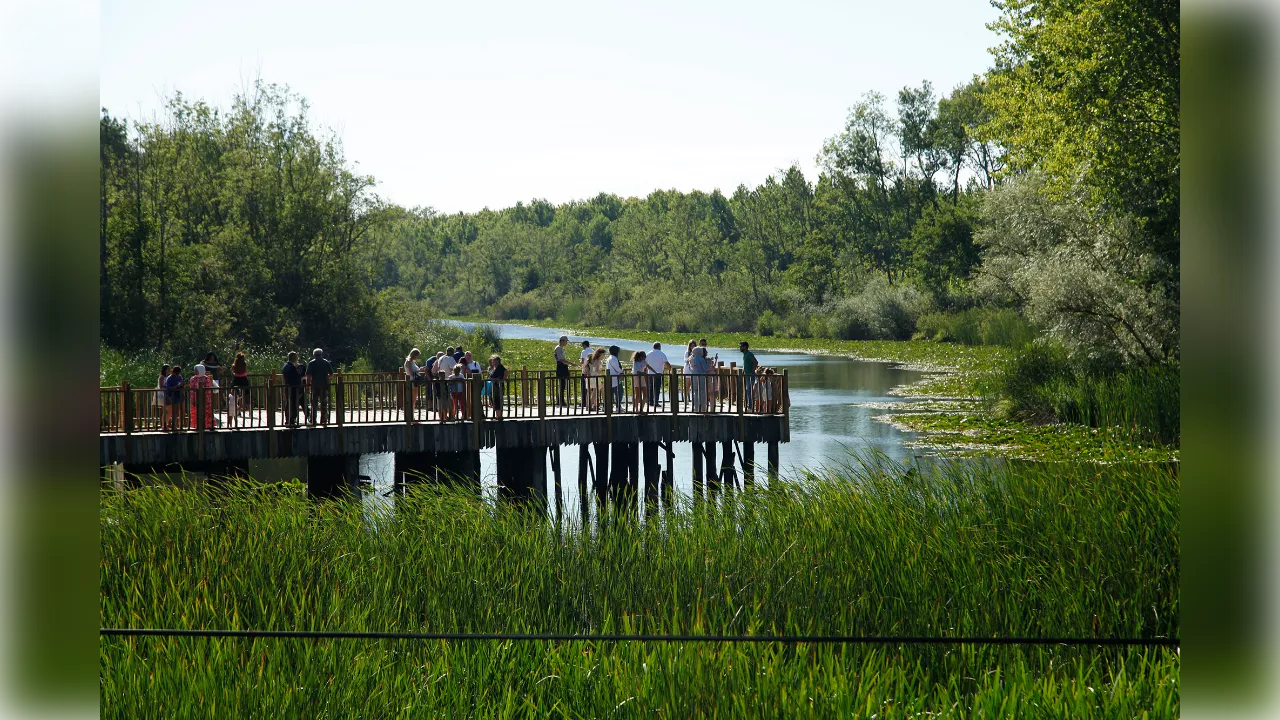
[755, 309, 780, 337]
[994, 342, 1179, 445]
[915, 307, 1036, 347]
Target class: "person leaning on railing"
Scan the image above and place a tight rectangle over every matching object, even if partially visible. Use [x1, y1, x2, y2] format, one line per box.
[306, 348, 333, 425]
[488, 355, 508, 420]
[282, 351, 307, 427]
[164, 365, 184, 430]
[554, 336, 571, 406]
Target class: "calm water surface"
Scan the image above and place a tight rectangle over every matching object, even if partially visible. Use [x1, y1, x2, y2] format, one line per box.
[357, 321, 929, 516]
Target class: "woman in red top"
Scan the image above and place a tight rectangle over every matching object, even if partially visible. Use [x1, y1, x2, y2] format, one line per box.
[188, 364, 216, 429]
[230, 351, 250, 423]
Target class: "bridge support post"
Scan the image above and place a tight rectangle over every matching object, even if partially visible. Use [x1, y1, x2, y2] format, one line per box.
[664, 442, 674, 506]
[497, 446, 546, 506]
[767, 441, 779, 484]
[593, 442, 609, 504]
[643, 442, 660, 508]
[691, 442, 704, 501]
[395, 451, 438, 490]
[743, 442, 755, 487]
[609, 442, 629, 505]
[704, 442, 718, 501]
[578, 443, 591, 523]
[435, 450, 481, 490]
[307, 455, 359, 499]
[720, 440, 735, 489]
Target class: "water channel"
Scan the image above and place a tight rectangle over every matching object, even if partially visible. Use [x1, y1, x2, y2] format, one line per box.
[343, 321, 929, 517]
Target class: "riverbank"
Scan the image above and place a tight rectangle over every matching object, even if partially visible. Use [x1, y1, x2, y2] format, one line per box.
[101, 460, 1179, 716]
[468, 320, 1178, 464]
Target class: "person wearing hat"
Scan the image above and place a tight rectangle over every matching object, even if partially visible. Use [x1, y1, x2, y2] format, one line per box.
[306, 348, 333, 426]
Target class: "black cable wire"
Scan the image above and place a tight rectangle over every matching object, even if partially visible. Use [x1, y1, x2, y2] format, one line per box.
[100, 628, 1179, 647]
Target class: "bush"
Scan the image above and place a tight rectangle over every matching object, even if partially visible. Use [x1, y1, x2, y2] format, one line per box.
[916, 308, 1036, 347]
[994, 342, 1179, 445]
[755, 309, 780, 337]
[823, 277, 933, 340]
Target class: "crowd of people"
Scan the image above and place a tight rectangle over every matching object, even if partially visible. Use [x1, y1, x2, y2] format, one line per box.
[553, 336, 780, 414]
[402, 344, 508, 420]
[145, 337, 781, 433]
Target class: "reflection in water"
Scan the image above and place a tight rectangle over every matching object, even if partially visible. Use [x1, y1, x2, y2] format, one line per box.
[359, 322, 928, 519]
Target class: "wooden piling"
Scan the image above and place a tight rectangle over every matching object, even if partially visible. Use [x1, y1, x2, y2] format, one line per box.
[720, 440, 735, 487]
[643, 442, 660, 506]
[593, 442, 609, 502]
[692, 442, 704, 500]
[743, 442, 755, 486]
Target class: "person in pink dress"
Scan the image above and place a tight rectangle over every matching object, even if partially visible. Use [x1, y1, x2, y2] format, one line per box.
[188, 364, 216, 429]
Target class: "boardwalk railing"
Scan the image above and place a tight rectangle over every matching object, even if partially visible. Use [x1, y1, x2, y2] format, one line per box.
[100, 369, 788, 434]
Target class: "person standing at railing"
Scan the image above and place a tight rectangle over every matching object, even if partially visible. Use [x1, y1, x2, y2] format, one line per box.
[631, 350, 648, 411]
[689, 347, 711, 412]
[462, 350, 482, 376]
[426, 351, 443, 413]
[586, 347, 606, 411]
[683, 340, 696, 403]
[757, 367, 778, 413]
[306, 348, 333, 426]
[188, 363, 215, 429]
[645, 342, 668, 408]
[606, 346, 625, 412]
[155, 364, 170, 422]
[739, 341, 758, 411]
[554, 336, 571, 406]
[488, 355, 508, 420]
[164, 365, 184, 430]
[404, 348, 426, 412]
[578, 340, 592, 408]
[282, 351, 307, 427]
[447, 364, 467, 420]
[230, 351, 251, 423]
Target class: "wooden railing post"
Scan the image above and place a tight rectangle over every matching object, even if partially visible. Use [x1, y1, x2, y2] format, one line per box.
[266, 376, 275, 431]
[336, 372, 345, 427]
[670, 370, 679, 416]
[521, 365, 530, 409]
[737, 369, 745, 417]
[537, 373, 546, 420]
[121, 382, 132, 435]
[781, 370, 790, 418]
[405, 378, 414, 425]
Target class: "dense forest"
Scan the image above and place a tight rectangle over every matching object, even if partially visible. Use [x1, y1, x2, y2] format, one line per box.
[100, 0, 1178, 372]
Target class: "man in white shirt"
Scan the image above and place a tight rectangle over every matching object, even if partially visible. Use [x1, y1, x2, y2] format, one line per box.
[462, 351, 483, 375]
[433, 350, 455, 416]
[645, 342, 668, 407]
[606, 345, 624, 412]
[578, 340, 593, 408]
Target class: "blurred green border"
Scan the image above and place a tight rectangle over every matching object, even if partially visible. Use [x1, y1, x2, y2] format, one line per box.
[1177, 0, 1280, 707]
[10, 2, 1280, 712]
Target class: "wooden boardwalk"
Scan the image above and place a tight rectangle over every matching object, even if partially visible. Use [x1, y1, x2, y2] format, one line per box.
[100, 370, 789, 468]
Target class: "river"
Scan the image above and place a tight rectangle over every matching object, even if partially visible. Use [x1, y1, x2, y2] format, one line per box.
[353, 321, 928, 517]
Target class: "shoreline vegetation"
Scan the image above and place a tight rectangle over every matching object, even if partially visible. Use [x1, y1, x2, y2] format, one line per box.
[459, 320, 1179, 464]
[101, 459, 1179, 716]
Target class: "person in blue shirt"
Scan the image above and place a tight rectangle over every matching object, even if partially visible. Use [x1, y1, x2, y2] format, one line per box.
[163, 365, 184, 430]
[740, 341, 758, 410]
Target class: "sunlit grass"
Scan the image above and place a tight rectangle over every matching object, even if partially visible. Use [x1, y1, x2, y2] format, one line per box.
[101, 457, 1178, 716]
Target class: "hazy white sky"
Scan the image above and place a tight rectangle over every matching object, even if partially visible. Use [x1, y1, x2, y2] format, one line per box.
[101, 0, 1000, 213]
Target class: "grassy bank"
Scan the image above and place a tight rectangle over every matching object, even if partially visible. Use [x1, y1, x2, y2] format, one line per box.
[101, 459, 1178, 716]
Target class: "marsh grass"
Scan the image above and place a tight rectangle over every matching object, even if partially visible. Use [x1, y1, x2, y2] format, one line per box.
[101, 457, 1177, 716]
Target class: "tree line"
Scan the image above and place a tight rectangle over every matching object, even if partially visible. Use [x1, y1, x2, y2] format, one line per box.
[100, 0, 1178, 369]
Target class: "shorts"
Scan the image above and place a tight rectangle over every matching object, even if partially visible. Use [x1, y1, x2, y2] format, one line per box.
[231, 375, 250, 389]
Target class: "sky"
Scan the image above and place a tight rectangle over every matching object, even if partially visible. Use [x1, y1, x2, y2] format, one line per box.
[100, 0, 1002, 213]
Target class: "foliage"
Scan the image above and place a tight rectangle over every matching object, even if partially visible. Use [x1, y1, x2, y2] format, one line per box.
[985, 0, 1179, 293]
[915, 307, 1037, 347]
[992, 341, 1179, 445]
[100, 82, 392, 366]
[101, 459, 1179, 715]
[973, 173, 1177, 364]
